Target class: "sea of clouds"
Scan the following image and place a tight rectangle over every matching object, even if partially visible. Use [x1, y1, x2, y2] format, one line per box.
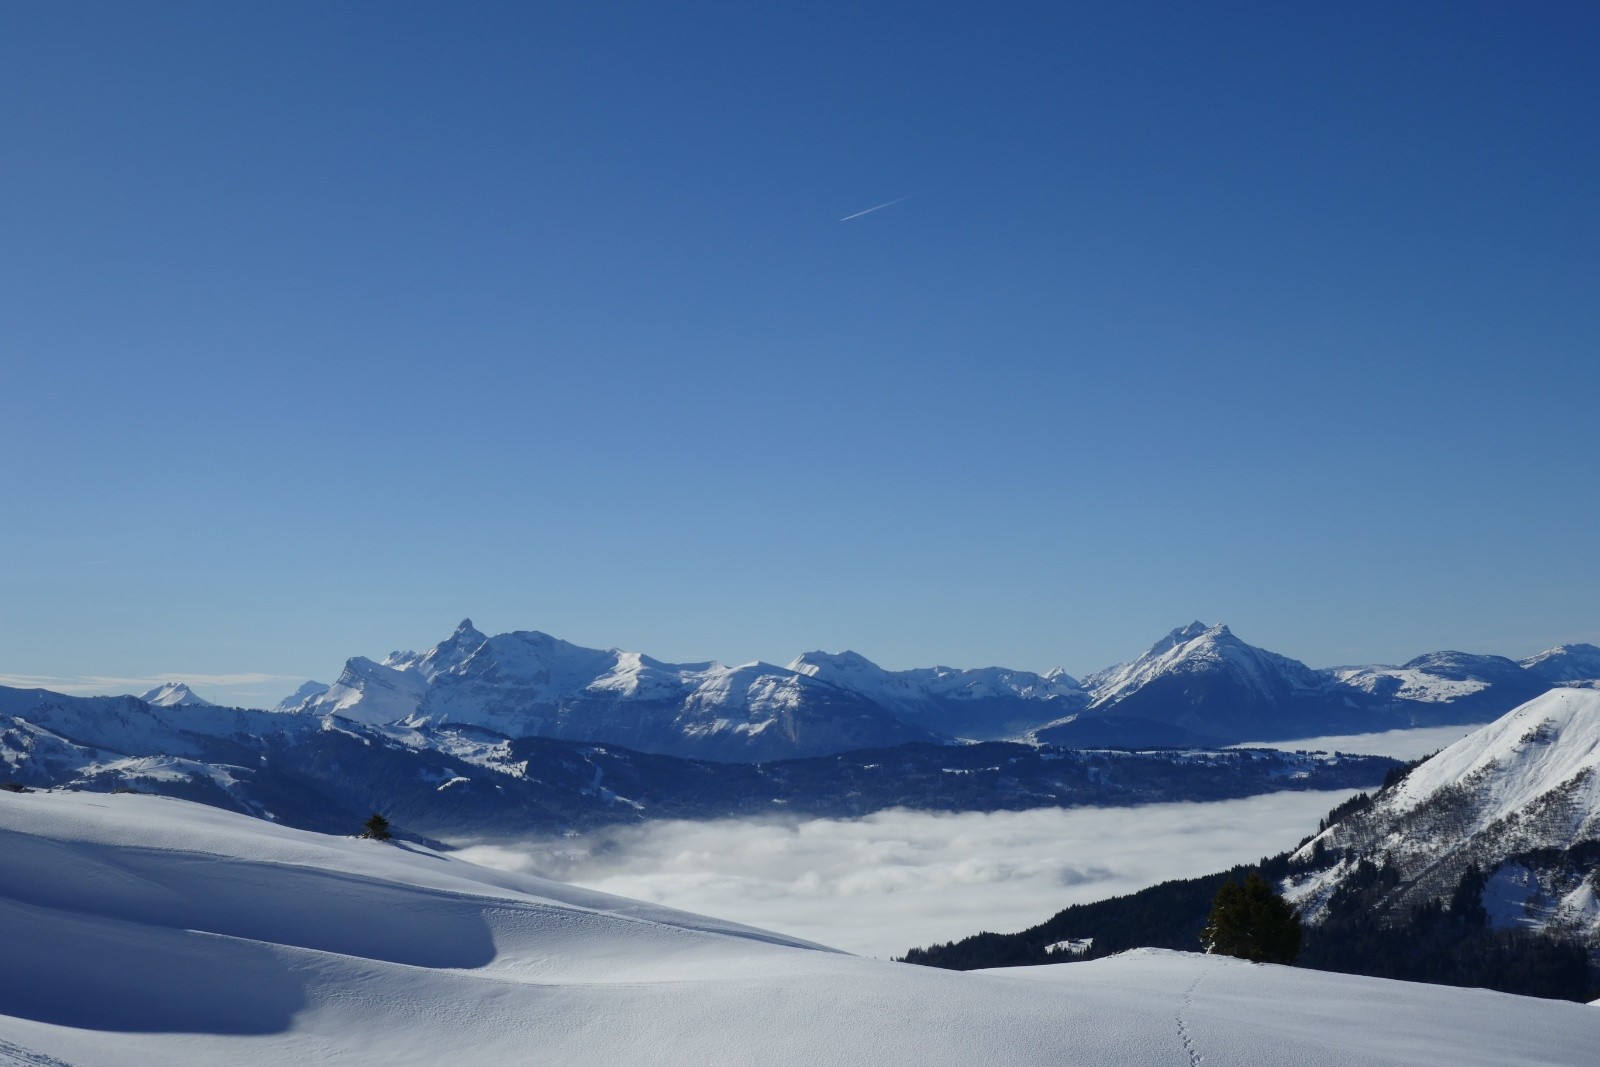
[455, 789, 1358, 957]
[1234, 723, 1478, 761]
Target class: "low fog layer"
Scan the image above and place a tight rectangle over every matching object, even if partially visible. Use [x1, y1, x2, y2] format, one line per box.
[1235, 724, 1478, 761]
[454, 790, 1357, 957]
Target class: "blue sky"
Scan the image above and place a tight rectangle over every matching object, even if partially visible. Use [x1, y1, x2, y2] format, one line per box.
[3, 2, 1597, 706]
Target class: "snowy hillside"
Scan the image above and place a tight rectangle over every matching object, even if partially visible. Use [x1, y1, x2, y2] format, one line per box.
[1522, 643, 1600, 685]
[1, 790, 1595, 1067]
[137, 681, 216, 707]
[1286, 687, 1600, 945]
[787, 649, 1086, 738]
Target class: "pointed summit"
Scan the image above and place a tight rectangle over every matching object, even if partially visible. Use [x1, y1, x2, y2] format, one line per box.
[138, 682, 216, 708]
[1081, 622, 1337, 741]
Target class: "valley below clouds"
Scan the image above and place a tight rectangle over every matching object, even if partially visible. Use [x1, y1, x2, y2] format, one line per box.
[454, 789, 1359, 957]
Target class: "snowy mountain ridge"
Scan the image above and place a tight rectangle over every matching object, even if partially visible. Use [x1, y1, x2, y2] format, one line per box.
[100, 619, 1600, 760]
[0, 681, 1396, 840]
[1083, 622, 1333, 707]
[1521, 643, 1600, 685]
[787, 649, 1087, 738]
[138, 681, 216, 707]
[1285, 687, 1600, 947]
[300, 620, 981, 759]
[272, 680, 329, 713]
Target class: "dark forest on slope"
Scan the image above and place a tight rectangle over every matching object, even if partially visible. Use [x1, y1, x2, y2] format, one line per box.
[900, 758, 1599, 1003]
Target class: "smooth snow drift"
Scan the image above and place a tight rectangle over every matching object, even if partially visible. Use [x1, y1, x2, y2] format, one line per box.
[1, 792, 1596, 1066]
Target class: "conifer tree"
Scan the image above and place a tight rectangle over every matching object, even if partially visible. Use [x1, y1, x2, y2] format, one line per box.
[361, 812, 393, 841]
[1200, 871, 1301, 964]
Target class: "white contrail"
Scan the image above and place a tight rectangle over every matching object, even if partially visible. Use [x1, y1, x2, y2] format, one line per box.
[839, 193, 916, 221]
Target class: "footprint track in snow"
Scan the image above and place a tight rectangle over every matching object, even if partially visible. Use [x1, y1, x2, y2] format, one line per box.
[1174, 960, 1215, 1066]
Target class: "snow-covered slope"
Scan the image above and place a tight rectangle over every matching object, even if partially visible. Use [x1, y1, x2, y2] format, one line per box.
[1079, 622, 1363, 741]
[787, 649, 1087, 738]
[272, 680, 328, 713]
[1521, 643, 1600, 685]
[138, 681, 216, 707]
[1286, 687, 1600, 945]
[1, 790, 1595, 1067]
[302, 620, 939, 761]
[1334, 650, 1548, 717]
[1083, 622, 1321, 705]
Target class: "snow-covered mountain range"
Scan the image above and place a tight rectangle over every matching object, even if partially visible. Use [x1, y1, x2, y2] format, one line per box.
[1034, 622, 1568, 745]
[0, 681, 1391, 838]
[786, 649, 1087, 738]
[271, 618, 1596, 758]
[5, 789, 1595, 1066]
[298, 619, 941, 761]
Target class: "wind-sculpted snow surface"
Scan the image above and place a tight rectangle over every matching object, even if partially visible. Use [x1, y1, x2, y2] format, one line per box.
[1, 791, 1596, 1066]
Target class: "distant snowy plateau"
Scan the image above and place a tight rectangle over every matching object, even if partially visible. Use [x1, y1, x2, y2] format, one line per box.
[1, 790, 1597, 1067]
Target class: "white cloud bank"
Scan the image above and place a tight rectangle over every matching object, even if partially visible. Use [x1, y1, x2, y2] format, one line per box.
[1235, 724, 1478, 761]
[454, 789, 1358, 958]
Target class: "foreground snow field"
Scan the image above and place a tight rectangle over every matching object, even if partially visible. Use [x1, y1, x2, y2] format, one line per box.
[2, 792, 1597, 1066]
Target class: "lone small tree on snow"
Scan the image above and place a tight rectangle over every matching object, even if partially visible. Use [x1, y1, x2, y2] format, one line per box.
[1200, 871, 1301, 964]
[361, 812, 392, 841]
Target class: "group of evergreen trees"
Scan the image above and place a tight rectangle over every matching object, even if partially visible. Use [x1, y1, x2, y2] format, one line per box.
[1199, 872, 1300, 964]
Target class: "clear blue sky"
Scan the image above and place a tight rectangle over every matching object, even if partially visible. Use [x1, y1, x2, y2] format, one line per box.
[4, 2, 1597, 707]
